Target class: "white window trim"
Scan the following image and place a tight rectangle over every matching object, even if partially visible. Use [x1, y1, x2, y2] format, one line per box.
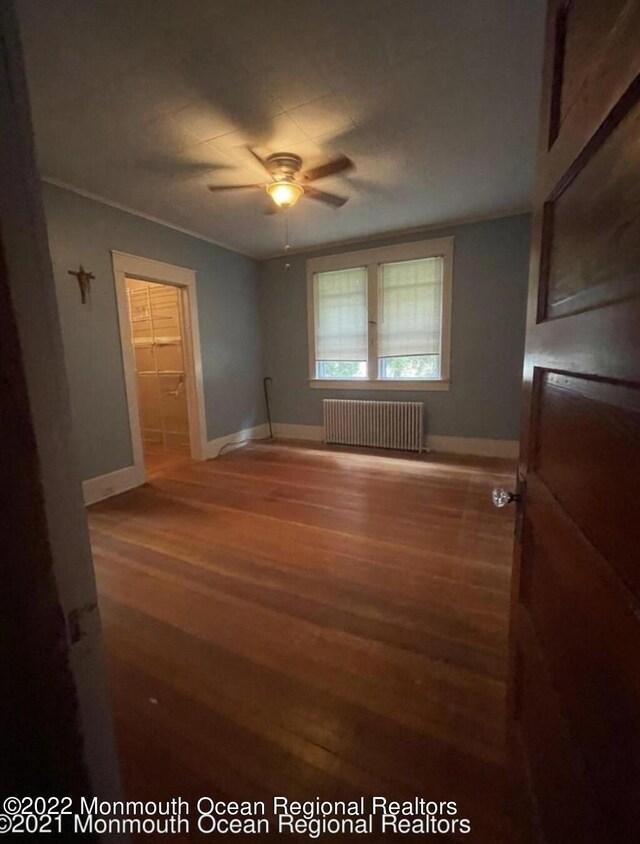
[306, 237, 453, 391]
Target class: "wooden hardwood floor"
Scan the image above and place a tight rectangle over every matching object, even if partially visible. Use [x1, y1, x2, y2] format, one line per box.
[89, 441, 516, 842]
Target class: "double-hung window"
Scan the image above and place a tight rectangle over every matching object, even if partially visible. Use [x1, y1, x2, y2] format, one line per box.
[307, 238, 452, 390]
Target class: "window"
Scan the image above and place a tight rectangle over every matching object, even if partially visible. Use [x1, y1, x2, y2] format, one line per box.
[378, 257, 443, 380]
[314, 267, 367, 379]
[307, 238, 452, 390]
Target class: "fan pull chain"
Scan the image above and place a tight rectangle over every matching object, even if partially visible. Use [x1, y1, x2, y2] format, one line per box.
[284, 210, 291, 270]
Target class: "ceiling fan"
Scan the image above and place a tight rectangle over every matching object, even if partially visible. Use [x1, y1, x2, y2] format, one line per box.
[207, 150, 354, 210]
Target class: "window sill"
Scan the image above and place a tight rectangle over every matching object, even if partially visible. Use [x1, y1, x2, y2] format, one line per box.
[309, 379, 450, 392]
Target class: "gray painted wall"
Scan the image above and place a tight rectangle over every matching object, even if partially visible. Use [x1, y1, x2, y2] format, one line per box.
[43, 182, 264, 480]
[45, 188, 529, 480]
[259, 214, 531, 440]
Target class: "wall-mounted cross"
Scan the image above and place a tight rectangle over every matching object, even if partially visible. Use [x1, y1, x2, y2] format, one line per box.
[68, 265, 95, 304]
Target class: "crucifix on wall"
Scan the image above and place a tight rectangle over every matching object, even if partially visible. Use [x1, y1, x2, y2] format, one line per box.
[68, 265, 94, 304]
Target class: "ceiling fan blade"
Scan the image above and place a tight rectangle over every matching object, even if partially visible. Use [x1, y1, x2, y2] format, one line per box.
[304, 186, 349, 208]
[247, 147, 275, 177]
[302, 155, 354, 182]
[207, 184, 263, 192]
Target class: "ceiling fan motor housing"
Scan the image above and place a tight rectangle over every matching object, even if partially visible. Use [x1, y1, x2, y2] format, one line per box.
[266, 152, 303, 180]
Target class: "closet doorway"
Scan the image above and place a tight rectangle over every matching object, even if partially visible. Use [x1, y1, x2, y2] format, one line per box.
[127, 279, 190, 472]
[113, 252, 207, 487]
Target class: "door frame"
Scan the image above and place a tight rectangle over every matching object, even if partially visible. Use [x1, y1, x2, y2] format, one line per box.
[112, 251, 208, 480]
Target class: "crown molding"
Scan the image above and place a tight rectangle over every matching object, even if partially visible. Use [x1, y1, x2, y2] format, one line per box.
[40, 176, 253, 258]
[258, 205, 532, 260]
[40, 177, 531, 265]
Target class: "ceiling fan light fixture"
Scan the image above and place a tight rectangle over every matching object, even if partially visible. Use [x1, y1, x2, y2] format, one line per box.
[266, 180, 304, 208]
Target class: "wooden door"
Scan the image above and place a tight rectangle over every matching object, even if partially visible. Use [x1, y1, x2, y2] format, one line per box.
[0, 0, 120, 798]
[508, 1, 640, 841]
[128, 280, 190, 448]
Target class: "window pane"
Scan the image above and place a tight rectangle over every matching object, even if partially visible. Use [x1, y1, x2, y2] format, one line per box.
[314, 267, 367, 363]
[379, 355, 440, 380]
[316, 360, 367, 379]
[378, 258, 443, 367]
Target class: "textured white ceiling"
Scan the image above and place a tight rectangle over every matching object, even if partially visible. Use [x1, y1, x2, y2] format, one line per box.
[17, 0, 545, 257]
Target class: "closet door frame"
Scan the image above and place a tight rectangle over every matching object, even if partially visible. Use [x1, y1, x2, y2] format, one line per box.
[112, 251, 208, 482]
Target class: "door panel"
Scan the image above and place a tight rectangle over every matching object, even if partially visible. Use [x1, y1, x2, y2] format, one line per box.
[150, 283, 182, 338]
[516, 623, 609, 844]
[126, 280, 190, 448]
[557, 0, 628, 126]
[525, 489, 640, 837]
[137, 374, 162, 443]
[158, 372, 189, 444]
[544, 93, 640, 319]
[154, 341, 184, 372]
[134, 344, 155, 372]
[511, 1, 640, 840]
[533, 371, 640, 593]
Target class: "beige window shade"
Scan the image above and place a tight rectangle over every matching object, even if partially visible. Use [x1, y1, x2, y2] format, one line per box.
[378, 257, 443, 358]
[314, 267, 367, 361]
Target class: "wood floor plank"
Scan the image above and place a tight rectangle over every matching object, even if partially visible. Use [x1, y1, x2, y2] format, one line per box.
[89, 441, 516, 842]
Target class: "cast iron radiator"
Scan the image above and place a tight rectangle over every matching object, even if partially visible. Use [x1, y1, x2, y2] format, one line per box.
[323, 399, 424, 452]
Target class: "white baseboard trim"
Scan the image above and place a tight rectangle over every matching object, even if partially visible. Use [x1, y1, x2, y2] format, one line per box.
[273, 423, 325, 441]
[273, 423, 518, 458]
[205, 424, 271, 458]
[425, 435, 519, 458]
[83, 424, 271, 503]
[83, 464, 145, 505]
